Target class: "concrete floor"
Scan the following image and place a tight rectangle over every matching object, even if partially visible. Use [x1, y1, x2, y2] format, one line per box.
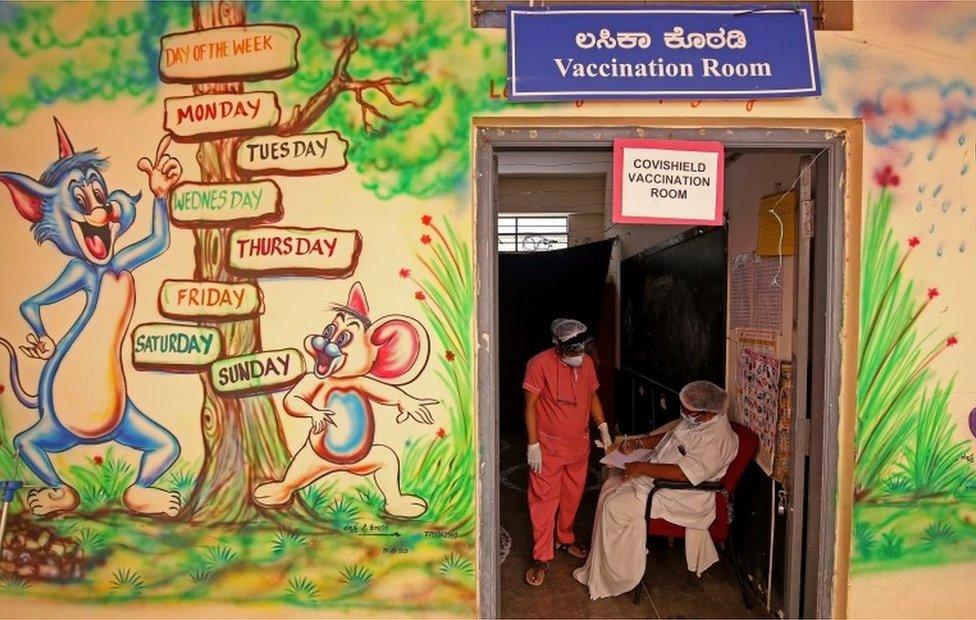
[499, 435, 770, 619]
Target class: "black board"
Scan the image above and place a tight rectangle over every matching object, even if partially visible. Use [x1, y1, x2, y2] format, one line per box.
[620, 226, 728, 391]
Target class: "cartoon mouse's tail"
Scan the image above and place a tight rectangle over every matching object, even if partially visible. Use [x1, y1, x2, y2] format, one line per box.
[0, 337, 39, 409]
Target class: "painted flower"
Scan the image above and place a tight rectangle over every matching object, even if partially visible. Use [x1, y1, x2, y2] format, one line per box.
[874, 165, 900, 188]
[421, 215, 433, 226]
[948, 336, 959, 347]
[399, 268, 411, 279]
[415, 291, 426, 301]
[908, 236, 920, 248]
[421, 234, 432, 245]
[0, 384, 5, 394]
[436, 428, 447, 439]
[927, 287, 940, 300]
[446, 351, 455, 362]
[93, 455, 103, 466]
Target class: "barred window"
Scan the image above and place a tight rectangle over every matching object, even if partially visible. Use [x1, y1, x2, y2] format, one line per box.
[498, 215, 569, 252]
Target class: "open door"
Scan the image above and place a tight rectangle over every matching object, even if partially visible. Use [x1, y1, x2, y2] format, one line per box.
[785, 155, 815, 618]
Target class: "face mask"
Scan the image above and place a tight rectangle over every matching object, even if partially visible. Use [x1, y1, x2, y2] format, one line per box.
[563, 354, 584, 367]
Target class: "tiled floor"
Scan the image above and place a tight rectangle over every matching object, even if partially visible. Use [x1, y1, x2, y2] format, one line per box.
[499, 435, 770, 619]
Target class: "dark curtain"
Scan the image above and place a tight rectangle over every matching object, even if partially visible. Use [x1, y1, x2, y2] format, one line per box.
[498, 239, 613, 434]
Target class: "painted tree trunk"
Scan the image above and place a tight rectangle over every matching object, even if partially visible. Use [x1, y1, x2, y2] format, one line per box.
[182, 0, 294, 523]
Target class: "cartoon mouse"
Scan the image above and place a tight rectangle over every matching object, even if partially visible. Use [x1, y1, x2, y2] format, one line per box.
[0, 120, 183, 517]
[253, 282, 437, 518]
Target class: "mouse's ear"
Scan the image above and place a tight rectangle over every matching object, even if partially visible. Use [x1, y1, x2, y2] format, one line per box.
[365, 315, 430, 385]
[0, 171, 51, 223]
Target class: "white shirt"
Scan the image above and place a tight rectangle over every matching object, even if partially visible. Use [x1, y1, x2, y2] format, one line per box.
[635, 414, 739, 529]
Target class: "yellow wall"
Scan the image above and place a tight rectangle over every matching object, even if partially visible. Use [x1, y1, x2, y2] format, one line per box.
[0, 1, 974, 617]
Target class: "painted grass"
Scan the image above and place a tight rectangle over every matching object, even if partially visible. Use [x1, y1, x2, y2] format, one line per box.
[855, 188, 971, 503]
[851, 500, 976, 574]
[1, 512, 476, 614]
[400, 215, 476, 534]
[853, 186, 976, 572]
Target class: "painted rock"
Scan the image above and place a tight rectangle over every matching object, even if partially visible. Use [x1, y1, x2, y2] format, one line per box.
[309, 388, 374, 464]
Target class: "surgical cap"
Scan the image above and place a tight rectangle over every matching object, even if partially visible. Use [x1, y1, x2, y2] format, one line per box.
[679, 380, 729, 415]
[551, 318, 587, 343]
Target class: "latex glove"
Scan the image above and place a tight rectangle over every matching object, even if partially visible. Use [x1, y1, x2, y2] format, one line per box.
[595, 422, 613, 453]
[527, 442, 542, 474]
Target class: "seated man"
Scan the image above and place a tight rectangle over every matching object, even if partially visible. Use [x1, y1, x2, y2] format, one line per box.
[573, 380, 739, 600]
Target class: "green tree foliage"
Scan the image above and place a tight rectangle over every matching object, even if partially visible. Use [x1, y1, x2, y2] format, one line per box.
[0, 0, 507, 199]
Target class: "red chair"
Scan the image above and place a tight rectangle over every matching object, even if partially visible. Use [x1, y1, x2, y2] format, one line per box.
[633, 422, 759, 609]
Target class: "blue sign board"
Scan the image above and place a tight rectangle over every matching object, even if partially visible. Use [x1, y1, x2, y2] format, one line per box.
[507, 4, 821, 101]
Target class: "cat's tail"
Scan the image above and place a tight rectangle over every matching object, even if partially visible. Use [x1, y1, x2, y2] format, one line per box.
[0, 337, 39, 409]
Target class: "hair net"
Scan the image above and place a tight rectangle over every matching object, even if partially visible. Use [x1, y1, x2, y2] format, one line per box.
[679, 380, 729, 415]
[550, 318, 588, 344]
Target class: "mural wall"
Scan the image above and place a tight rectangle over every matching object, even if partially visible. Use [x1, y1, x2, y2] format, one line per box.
[0, 1, 501, 616]
[0, 1, 975, 618]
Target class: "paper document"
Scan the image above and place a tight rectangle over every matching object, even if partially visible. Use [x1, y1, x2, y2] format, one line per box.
[600, 448, 653, 469]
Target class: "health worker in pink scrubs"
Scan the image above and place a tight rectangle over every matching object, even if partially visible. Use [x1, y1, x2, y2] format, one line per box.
[522, 318, 612, 587]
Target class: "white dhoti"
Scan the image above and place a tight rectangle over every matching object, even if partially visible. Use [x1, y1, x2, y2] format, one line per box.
[573, 475, 648, 600]
[572, 475, 723, 600]
[574, 415, 738, 600]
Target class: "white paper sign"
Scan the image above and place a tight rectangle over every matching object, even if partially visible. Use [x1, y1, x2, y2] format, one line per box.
[613, 138, 724, 225]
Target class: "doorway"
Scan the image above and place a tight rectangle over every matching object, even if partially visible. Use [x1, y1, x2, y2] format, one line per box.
[476, 125, 849, 619]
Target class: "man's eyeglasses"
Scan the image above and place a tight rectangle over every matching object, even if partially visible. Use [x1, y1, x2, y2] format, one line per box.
[559, 343, 587, 355]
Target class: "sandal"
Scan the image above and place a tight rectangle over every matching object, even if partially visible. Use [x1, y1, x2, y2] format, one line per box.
[557, 542, 589, 559]
[524, 560, 550, 586]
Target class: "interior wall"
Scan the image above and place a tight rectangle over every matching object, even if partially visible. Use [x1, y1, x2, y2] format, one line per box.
[497, 174, 608, 247]
[723, 152, 802, 406]
[602, 151, 801, 389]
[497, 174, 605, 216]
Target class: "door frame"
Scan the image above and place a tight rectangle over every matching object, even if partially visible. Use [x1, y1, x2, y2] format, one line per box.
[474, 122, 855, 619]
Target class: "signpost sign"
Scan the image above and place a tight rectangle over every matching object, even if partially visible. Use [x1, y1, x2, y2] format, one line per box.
[507, 4, 821, 101]
[613, 139, 724, 225]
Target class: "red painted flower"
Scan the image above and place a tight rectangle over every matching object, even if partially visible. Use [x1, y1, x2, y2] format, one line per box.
[0, 385, 5, 394]
[415, 291, 426, 301]
[93, 455, 103, 466]
[421, 234, 432, 245]
[927, 287, 940, 300]
[436, 428, 447, 439]
[421, 215, 433, 226]
[446, 351, 455, 362]
[948, 336, 959, 347]
[399, 268, 411, 279]
[874, 165, 901, 188]
[908, 236, 921, 248]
